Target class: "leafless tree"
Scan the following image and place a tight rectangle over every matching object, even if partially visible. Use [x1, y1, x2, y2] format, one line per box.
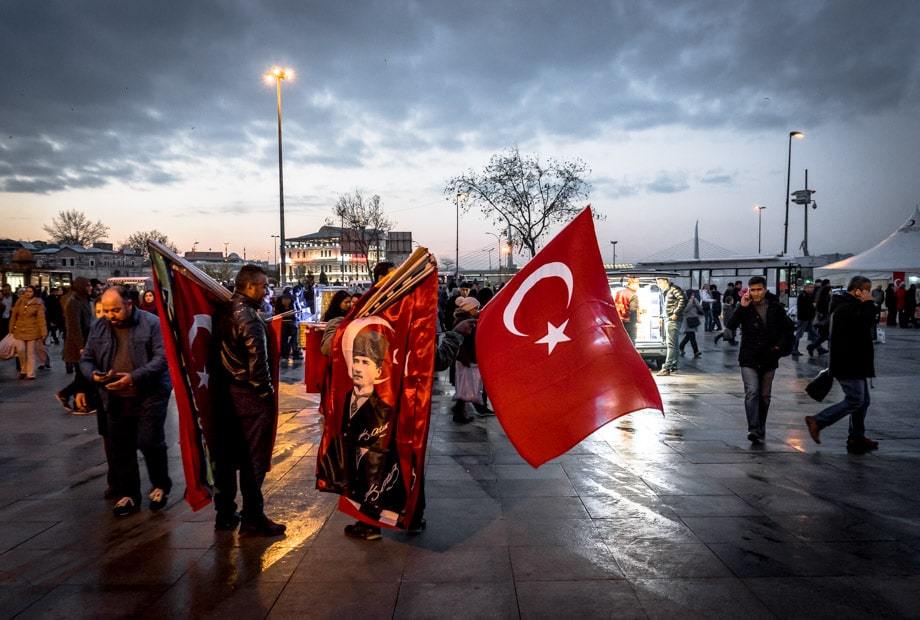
[329, 190, 393, 279]
[438, 257, 456, 274]
[43, 209, 109, 247]
[445, 147, 593, 258]
[119, 230, 177, 260]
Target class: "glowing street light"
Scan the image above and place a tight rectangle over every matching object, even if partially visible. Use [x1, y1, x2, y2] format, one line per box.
[264, 65, 294, 284]
[783, 130, 805, 255]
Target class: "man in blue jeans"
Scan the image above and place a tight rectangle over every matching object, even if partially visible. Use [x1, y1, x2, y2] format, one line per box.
[726, 276, 793, 444]
[805, 276, 879, 454]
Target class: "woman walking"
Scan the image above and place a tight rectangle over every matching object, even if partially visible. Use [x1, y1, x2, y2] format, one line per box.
[679, 290, 703, 358]
[9, 285, 47, 380]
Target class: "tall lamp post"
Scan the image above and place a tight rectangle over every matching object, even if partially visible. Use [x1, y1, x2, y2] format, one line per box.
[610, 240, 618, 269]
[264, 65, 294, 284]
[270, 234, 280, 278]
[754, 204, 767, 254]
[485, 231, 503, 284]
[454, 192, 464, 281]
[783, 130, 805, 255]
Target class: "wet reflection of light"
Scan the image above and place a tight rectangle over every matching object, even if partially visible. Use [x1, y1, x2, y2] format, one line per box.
[787, 436, 807, 453]
[259, 516, 324, 572]
[592, 408, 667, 453]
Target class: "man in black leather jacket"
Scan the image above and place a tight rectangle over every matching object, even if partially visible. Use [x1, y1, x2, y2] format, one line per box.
[213, 264, 286, 536]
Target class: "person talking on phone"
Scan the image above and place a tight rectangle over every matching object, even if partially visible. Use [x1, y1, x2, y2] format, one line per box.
[80, 286, 172, 517]
[725, 276, 792, 444]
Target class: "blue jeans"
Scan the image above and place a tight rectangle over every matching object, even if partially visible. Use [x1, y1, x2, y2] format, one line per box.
[663, 319, 680, 370]
[814, 378, 869, 439]
[793, 319, 815, 352]
[740, 366, 775, 437]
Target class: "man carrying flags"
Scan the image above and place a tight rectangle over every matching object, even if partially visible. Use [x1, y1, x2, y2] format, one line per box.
[213, 264, 286, 536]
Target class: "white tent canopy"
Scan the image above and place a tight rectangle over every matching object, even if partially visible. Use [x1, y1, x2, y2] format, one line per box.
[816, 207, 920, 278]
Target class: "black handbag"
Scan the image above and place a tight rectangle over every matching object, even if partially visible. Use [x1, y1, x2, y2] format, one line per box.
[806, 369, 834, 402]
[686, 316, 701, 329]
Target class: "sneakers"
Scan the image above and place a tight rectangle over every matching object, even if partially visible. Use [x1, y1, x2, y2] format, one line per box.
[344, 521, 382, 541]
[113, 496, 140, 517]
[693, 352, 702, 359]
[215, 512, 241, 531]
[656, 369, 671, 376]
[240, 515, 287, 537]
[148, 488, 168, 511]
[804, 416, 821, 444]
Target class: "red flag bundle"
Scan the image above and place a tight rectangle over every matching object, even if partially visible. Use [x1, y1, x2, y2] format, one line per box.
[315, 249, 438, 529]
[476, 207, 663, 467]
[148, 241, 282, 510]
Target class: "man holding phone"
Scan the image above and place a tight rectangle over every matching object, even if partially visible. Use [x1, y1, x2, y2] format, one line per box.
[726, 276, 793, 444]
[80, 286, 172, 516]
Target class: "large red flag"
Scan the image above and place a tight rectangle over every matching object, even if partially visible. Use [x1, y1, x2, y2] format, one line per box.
[149, 241, 282, 510]
[476, 207, 662, 467]
[315, 270, 438, 530]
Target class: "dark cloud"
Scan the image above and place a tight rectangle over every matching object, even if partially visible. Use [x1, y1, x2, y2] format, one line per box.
[647, 171, 690, 194]
[2, 0, 919, 193]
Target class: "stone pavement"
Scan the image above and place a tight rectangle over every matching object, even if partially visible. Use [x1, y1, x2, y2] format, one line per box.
[1, 329, 919, 618]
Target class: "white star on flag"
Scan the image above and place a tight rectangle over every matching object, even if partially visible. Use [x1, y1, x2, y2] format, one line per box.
[196, 368, 209, 389]
[534, 319, 571, 354]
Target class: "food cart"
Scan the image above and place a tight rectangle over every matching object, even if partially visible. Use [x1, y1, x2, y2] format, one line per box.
[609, 271, 675, 369]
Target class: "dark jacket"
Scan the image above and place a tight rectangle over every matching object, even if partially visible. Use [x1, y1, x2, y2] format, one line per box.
[79, 308, 171, 411]
[62, 290, 92, 363]
[218, 292, 273, 397]
[828, 293, 876, 379]
[796, 290, 815, 322]
[726, 293, 791, 370]
[664, 284, 687, 319]
[342, 390, 401, 518]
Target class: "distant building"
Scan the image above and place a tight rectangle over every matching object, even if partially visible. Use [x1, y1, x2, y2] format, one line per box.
[285, 226, 413, 285]
[0, 240, 148, 290]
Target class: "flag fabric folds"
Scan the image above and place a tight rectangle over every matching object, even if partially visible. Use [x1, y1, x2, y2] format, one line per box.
[476, 207, 663, 467]
[148, 241, 282, 510]
[315, 250, 438, 530]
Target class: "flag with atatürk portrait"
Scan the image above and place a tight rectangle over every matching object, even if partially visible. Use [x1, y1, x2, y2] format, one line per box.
[315, 249, 438, 530]
[475, 207, 663, 467]
[148, 241, 282, 510]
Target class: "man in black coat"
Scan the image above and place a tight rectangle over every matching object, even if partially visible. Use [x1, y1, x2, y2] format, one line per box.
[805, 276, 879, 454]
[213, 264, 286, 536]
[791, 282, 816, 356]
[726, 276, 793, 444]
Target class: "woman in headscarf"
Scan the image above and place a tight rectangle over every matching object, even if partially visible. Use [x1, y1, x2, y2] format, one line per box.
[9, 285, 47, 379]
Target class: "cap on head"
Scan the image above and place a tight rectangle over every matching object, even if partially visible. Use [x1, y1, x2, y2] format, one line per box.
[353, 329, 389, 367]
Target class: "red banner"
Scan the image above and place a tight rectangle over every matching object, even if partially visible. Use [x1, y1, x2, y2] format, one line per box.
[476, 207, 663, 467]
[315, 272, 438, 530]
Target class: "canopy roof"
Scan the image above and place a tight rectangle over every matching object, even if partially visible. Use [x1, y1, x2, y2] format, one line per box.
[817, 207, 920, 272]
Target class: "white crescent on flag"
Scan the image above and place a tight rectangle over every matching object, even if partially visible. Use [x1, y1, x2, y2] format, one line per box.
[501, 261, 574, 354]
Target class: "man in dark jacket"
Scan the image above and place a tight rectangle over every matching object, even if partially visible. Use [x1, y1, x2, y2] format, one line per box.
[655, 276, 686, 376]
[791, 282, 816, 356]
[213, 264, 286, 536]
[726, 276, 793, 444]
[80, 286, 172, 516]
[805, 276, 879, 454]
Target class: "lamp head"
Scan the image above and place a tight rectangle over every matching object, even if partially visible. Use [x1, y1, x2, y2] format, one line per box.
[790, 131, 805, 139]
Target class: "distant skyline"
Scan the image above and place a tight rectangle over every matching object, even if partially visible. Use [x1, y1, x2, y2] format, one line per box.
[2, 1, 919, 268]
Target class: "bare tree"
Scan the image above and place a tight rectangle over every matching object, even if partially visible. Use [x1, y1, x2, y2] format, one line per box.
[199, 262, 237, 284]
[330, 190, 393, 279]
[438, 257, 456, 274]
[43, 209, 109, 247]
[445, 147, 593, 258]
[119, 230, 177, 260]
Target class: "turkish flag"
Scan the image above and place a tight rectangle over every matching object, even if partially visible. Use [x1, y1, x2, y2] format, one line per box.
[476, 207, 662, 467]
[149, 241, 282, 510]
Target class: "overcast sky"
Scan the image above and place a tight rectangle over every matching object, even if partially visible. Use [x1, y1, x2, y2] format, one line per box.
[2, 0, 919, 267]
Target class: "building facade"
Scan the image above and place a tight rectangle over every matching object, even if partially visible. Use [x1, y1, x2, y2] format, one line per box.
[284, 226, 413, 285]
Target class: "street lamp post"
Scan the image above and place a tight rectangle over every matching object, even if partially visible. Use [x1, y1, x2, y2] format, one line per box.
[610, 240, 618, 269]
[270, 234, 280, 277]
[264, 65, 294, 284]
[485, 231, 502, 284]
[754, 204, 767, 254]
[455, 192, 463, 282]
[783, 130, 805, 255]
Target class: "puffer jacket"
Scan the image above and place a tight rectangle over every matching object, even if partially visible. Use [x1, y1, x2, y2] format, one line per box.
[663, 284, 687, 319]
[218, 292, 273, 397]
[10, 297, 47, 341]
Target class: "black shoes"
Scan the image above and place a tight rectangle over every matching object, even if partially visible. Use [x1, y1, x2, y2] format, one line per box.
[113, 497, 140, 517]
[215, 512, 241, 531]
[693, 352, 702, 359]
[344, 521, 382, 541]
[805, 416, 821, 443]
[452, 403, 474, 424]
[407, 518, 427, 535]
[240, 515, 287, 537]
[747, 431, 763, 444]
[846, 436, 879, 454]
[55, 392, 71, 412]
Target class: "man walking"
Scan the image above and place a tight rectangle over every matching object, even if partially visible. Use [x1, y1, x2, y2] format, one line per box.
[655, 276, 686, 376]
[213, 265, 286, 536]
[80, 287, 172, 516]
[805, 276, 879, 454]
[792, 282, 816, 356]
[726, 276, 792, 444]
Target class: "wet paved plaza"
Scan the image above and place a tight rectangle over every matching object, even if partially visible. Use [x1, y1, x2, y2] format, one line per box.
[1, 329, 919, 618]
